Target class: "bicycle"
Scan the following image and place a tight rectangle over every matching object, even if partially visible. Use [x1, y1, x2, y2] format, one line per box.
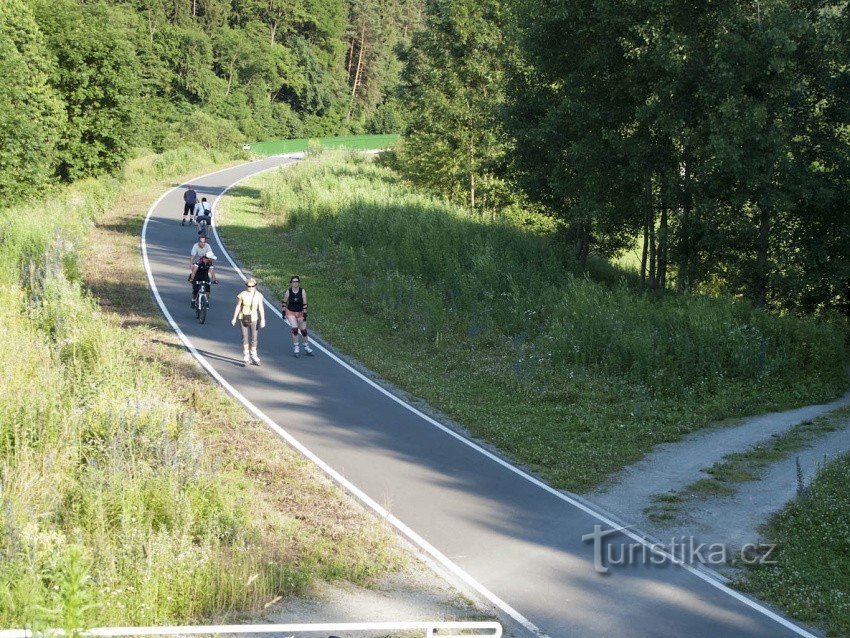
[195, 281, 211, 324]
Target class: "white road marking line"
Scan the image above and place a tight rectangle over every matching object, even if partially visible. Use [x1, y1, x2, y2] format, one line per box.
[142, 157, 547, 638]
[144, 155, 816, 638]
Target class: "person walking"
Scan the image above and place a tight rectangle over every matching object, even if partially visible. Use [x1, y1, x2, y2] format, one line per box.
[282, 275, 313, 357]
[231, 278, 265, 366]
[183, 185, 198, 226]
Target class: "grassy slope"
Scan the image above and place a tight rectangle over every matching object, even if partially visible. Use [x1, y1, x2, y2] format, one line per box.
[217, 154, 847, 493]
[0, 147, 400, 629]
[736, 454, 850, 636]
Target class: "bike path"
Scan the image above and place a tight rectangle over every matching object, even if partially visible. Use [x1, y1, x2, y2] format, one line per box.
[142, 156, 814, 638]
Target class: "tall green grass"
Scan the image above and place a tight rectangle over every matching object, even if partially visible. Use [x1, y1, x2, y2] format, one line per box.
[261, 154, 843, 398]
[737, 453, 850, 635]
[221, 153, 846, 490]
[0, 147, 389, 629]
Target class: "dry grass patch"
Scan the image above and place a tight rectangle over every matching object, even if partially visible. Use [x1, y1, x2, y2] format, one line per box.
[80, 153, 404, 592]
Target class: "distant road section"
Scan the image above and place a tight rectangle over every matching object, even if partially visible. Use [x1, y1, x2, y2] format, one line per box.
[142, 153, 816, 638]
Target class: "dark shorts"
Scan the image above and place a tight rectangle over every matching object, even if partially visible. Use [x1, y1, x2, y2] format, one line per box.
[196, 213, 211, 224]
[184, 202, 195, 215]
[192, 278, 211, 295]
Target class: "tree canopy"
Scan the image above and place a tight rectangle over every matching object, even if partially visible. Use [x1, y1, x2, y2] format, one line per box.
[394, 0, 850, 313]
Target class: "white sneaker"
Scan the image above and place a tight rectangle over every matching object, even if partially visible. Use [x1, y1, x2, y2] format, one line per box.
[243, 352, 250, 365]
[304, 344, 314, 356]
[293, 345, 300, 358]
[250, 350, 261, 366]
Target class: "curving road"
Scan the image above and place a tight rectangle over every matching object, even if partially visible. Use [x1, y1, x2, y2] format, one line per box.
[142, 155, 815, 638]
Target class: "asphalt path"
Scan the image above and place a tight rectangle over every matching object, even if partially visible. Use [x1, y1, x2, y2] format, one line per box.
[142, 155, 816, 638]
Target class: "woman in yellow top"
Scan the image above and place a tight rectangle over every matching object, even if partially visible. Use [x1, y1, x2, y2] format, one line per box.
[231, 278, 266, 365]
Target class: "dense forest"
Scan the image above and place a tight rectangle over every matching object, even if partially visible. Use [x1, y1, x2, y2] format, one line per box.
[394, 0, 850, 314]
[2, 0, 849, 314]
[0, 0, 420, 204]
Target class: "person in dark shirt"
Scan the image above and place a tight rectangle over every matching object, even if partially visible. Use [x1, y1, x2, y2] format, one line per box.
[189, 254, 217, 307]
[282, 275, 313, 357]
[183, 186, 198, 226]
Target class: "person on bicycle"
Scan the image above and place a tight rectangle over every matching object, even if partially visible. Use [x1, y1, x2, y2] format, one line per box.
[195, 197, 212, 233]
[189, 253, 217, 308]
[183, 185, 198, 226]
[231, 278, 266, 365]
[282, 275, 313, 357]
[189, 235, 213, 268]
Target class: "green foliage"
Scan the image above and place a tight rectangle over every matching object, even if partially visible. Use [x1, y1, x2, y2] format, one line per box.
[503, 0, 850, 311]
[220, 155, 847, 490]
[164, 110, 246, 151]
[0, 149, 394, 628]
[737, 453, 850, 636]
[32, 0, 142, 180]
[0, 0, 415, 190]
[0, 0, 65, 206]
[395, 0, 512, 215]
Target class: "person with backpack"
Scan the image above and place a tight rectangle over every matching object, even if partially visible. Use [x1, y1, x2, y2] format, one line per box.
[194, 197, 212, 233]
[231, 278, 266, 366]
[183, 185, 198, 226]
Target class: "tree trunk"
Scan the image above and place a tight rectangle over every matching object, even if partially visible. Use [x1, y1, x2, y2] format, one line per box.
[346, 38, 356, 80]
[648, 210, 657, 291]
[640, 176, 651, 290]
[640, 217, 649, 289]
[575, 223, 590, 267]
[658, 204, 668, 290]
[754, 202, 770, 308]
[347, 24, 366, 120]
[678, 161, 691, 294]
[469, 135, 475, 209]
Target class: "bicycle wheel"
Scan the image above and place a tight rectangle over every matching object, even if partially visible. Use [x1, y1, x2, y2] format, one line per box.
[199, 297, 207, 324]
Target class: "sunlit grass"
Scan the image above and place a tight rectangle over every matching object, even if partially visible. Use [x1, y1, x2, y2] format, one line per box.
[218, 153, 847, 492]
[0, 146, 397, 629]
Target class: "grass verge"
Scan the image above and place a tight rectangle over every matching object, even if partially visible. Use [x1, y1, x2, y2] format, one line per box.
[216, 153, 847, 492]
[644, 406, 850, 524]
[735, 453, 850, 636]
[0, 146, 400, 629]
[250, 135, 398, 157]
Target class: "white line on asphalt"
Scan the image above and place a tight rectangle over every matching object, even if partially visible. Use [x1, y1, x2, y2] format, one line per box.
[142, 156, 548, 638]
[145, 156, 816, 638]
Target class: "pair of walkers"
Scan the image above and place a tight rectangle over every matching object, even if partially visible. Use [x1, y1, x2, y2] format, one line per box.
[230, 276, 313, 366]
[182, 185, 211, 231]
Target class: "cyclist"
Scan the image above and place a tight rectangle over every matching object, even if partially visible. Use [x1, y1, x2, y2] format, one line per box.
[189, 253, 217, 308]
[183, 185, 198, 226]
[189, 235, 213, 268]
[231, 278, 266, 366]
[195, 197, 212, 233]
[282, 275, 313, 357]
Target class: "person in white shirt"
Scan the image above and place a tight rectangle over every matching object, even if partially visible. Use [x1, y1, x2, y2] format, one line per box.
[194, 197, 212, 231]
[189, 235, 213, 268]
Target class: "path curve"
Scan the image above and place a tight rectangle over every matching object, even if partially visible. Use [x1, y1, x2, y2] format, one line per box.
[142, 155, 816, 638]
